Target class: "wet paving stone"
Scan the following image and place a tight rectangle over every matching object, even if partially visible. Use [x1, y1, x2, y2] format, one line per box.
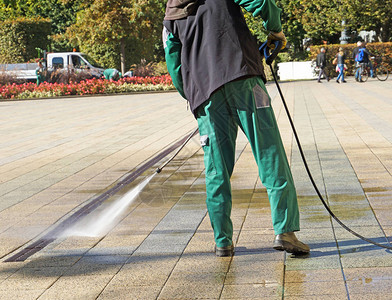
[0, 80, 392, 298]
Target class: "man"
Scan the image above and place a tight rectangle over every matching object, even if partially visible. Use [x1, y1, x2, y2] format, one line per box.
[163, 0, 309, 257]
[316, 48, 330, 83]
[362, 42, 375, 78]
[35, 61, 45, 86]
[103, 68, 121, 80]
[354, 42, 374, 82]
[353, 41, 363, 81]
[123, 70, 134, 78]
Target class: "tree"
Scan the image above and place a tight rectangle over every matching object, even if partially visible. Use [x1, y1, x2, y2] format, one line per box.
[342, 0, 392, 42]
[242, 10, 268, 44]
[275, 0, 306, 53]
[31, 0, 82, 35]
[0, 0, 82, 52]
[0, 17, 51, 63]
[297, 0, 343, 44]
[0, 0, 35, 20]
[65, 0, 164, 72]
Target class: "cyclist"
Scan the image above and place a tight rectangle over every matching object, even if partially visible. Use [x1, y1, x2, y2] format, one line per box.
[355, 42, 375, 82]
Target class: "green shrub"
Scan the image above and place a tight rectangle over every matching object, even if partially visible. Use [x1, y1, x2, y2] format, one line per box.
[0, 17, 51, 64]
[153, 61, 168, 76]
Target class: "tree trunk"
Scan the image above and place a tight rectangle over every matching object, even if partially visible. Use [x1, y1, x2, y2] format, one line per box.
[120, 38, 126, 74]
[381, 22, 391, 42]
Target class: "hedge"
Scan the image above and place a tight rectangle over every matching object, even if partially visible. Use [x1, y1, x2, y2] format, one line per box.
[309, 42, 392, 77]
[0, 17, 51, 64]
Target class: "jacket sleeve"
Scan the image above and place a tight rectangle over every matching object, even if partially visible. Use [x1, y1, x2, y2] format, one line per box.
[233, 0, 282, 32]
[162, 26, 186, 99]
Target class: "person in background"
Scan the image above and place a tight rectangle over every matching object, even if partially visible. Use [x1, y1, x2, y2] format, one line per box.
[123, 70, 134, 78]
[353, 41, 363, 81]
[362, 42, 375, 78]
[103, 68, 122, 81]
[163, 0, 310, 257]
[316, 48, 330, 83]
[335, 47, 346, 83]
[354, 42, 375, 82]
[35, 61, 45, 86]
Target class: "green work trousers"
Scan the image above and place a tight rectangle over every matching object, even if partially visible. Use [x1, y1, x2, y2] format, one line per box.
[196, 76, 299, 248]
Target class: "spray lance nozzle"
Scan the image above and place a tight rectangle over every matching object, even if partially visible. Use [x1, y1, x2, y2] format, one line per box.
[259, 40, 283, 65]
[154, 128, 199, 174]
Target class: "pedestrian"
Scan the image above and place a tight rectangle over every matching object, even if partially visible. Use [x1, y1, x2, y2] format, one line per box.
[353, 41, 363, 81]
[163, 0, 309, 257]
[316, 48, 330, 83]
[335, 47, 346, 83]
[103, 68, 122, 80]
[35, 61, 45, 86]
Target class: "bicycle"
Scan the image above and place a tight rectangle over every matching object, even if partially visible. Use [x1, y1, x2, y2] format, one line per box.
[357, 56, 389, 82]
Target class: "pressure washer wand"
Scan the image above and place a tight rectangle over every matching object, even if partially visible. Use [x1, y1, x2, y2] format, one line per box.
[262, 40, 392, 250]
[156, 127, 199, 174]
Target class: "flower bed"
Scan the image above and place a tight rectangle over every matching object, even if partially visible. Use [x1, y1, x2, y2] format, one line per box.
[0, 75, 175, 100]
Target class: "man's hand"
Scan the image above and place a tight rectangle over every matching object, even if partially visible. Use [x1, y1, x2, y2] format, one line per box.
[267, 31, 287, 50]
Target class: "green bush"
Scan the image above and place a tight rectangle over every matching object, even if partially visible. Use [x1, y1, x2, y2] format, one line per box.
[0, 17, 51, 64]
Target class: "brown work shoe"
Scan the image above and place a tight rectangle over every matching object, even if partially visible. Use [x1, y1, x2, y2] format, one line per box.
[215, 244, 234, 257]
[273, 232, 310, 254]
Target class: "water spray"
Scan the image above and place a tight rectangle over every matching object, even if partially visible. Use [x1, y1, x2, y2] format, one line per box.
[63, 128, 199, 238]
[260, 40, 392, 250]
[63, 173, 157, 237]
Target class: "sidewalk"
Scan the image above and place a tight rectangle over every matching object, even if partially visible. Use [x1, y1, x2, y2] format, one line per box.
[0, 78, 391, 299]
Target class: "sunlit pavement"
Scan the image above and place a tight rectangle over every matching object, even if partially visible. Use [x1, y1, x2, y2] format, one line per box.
[0, 77, 391, 299]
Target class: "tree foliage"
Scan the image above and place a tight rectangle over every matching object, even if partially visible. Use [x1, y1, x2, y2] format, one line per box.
[65, 0, 165, 71]
[276, 0, 306, 52]
[0, 0, 35, 19]
[275, 0, 343, 46]
[342, 0, 392, 42]
[0, 0, 82, 52]
[243, 10, 268, 45]
[0, 17, 51, 63]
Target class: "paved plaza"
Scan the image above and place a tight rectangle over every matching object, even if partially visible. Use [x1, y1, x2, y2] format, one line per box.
[0, 77, 392, 299]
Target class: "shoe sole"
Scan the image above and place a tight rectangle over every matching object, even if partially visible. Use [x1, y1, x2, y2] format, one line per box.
[273, 240, 309, 254]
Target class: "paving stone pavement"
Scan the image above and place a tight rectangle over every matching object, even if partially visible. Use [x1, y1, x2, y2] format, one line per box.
[0, 77, 391, 299]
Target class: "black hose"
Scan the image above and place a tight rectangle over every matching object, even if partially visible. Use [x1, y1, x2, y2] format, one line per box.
[156, 127, 199, 173]
[269, 64, 392, 250]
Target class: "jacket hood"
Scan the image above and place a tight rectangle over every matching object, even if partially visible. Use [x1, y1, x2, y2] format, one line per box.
[164, 0, 198, 20]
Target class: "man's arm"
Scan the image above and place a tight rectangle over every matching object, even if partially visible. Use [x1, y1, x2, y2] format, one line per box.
[233, 0, 282, 32]
[162, 26, 186, 99]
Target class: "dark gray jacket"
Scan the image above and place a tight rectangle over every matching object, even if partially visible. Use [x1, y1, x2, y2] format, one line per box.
[316, 52, 327, 68]
[163, 0, 266, 113]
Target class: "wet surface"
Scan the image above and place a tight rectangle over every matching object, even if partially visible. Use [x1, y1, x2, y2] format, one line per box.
[1, 80, 392, 298]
